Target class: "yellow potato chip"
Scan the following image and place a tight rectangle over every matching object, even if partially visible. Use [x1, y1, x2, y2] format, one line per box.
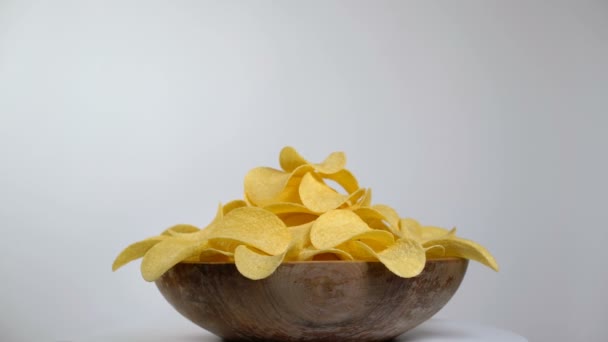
[284, 223, 312, 260]
[336, 241, 378, 261]
[277, 213, 319, 227]
[244, 165, 312, 207]
[424, 237, 499, 271]
[299, 172, 347, 213]
[355, 230, 396, 251]
[418, 226, 456, 243]
[354, 207, 399, 235]
[112, 236, 167, 271]
[207, 238, 242, 253]
[352, 239, 426, 278]
[279, 146, 346, 174]
[263, 202, 316, 215]
[161, 224, 200, 236]
[341, 188, 367, 208]
[279, 146, 308, 172]
[360, 188, 372, 207]
[313, 151, 346, 174]
[320, 169, 359, 194]
[234, 245, 286, 280]
[141, 238, 204, 281]
[207, 207, 290, 255]
[298, 248, 354, 261]
[310, 209, 373, 249]
[398, 218, 420, 239]
[222, 200, 248, 215]
[371, 204, 400, 229]
[289, 222, 312, 250]
[197, 247, 234, 262]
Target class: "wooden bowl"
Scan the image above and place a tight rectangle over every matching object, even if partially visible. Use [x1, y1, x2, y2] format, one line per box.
[156, 259, 468, 342]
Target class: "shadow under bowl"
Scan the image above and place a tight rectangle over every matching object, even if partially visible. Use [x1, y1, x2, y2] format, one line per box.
[156, 258, 468, 342]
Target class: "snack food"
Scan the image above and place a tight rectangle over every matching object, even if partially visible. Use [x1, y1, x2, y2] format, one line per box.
[113, 146, 498, 281]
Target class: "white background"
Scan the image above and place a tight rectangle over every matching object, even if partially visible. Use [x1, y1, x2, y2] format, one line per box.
[1, 1, 607, 341]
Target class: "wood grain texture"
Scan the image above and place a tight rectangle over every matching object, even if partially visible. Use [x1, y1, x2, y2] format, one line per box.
[156, 259, 468, 342]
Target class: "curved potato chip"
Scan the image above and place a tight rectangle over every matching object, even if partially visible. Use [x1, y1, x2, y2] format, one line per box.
[279, 146, 309, 172]
[289, 222, 312, 250]
[222, 200, 248, 215]
[298, 248, 354, 261]
[354, 230, 395, 250]
[244, 165, 312, 207]
[372, 205, 400, 229]
[284, 222, 313, 260]
[354, 207, 399, 235]
[337, 240, 378, 261]
[112, 236, 167, 271]
[418, 226, 456, 242]
[341, 188, 367, 209]
[314, 151, 346, 174]
[141, 239, 204, 281]
[399, 218, 421, 239]
[161, 224, 200, 236]
[300, 172, 347, 213]
[207, 238, 242, 253]
[279, 146, 346, 174]
[197, 247, 234, 262]
[278, 213, 319, 227]
[235, 245, 286, 280]
[320, 169, 359, 194]
[424, 237, 499, 271]
[207, 207, 290, 255]
[263, 202, 316, 215]
[359, 188, 372, 208]
[310, 209, 371, 249]
[353, 239, 426, 278]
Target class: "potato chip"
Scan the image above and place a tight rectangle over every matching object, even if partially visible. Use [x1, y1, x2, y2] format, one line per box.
[341, 188, 367, 208]
[354, 207, 399, 235]
[352, 239, 426, 278]
[279, 146, 346, 174]
[279, 146, 308, 172]
[298, 248, 354, 261]
[355, 230, 395, 250]
[419, 226, 456, 243]
[234, 245, 286, 280]
[277, 213, 319, 227]
[424, 237, 499, 271]
[141, 238, 205, 281]
[263, 202, 316, 215]
[310, 209, 393, 249]
[336, 241, 378, 261]
[222, 200, 248, 215]
[207, 238, 242, 253]
[207, 207, 290, 255]
[320, 169, 359, 194]
[360, 188, 372, 207]
[161, 224, 200, 236]
[371, 204, 400, 230]
[244, 165, 313, 207]
[289, 222, 312, 250]
[300, 172, 348, 213]
[197, 247, 234, 262]
[284, 223, 313, 261]
[112, 236, 167, 271]
[398, 218, 420, 239]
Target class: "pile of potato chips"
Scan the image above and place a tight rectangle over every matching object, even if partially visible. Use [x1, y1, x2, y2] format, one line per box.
[113, 147, 498, 281]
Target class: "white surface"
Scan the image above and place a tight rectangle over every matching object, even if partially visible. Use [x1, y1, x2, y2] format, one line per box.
[81, 319, 527, 342]
[1, 1, 607, 342]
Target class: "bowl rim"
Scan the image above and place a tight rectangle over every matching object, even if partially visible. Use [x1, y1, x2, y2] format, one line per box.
[179, 257, 466, 265]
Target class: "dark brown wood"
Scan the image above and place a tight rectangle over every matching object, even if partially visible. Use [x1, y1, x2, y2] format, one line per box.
[156, 259, 468, 342]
